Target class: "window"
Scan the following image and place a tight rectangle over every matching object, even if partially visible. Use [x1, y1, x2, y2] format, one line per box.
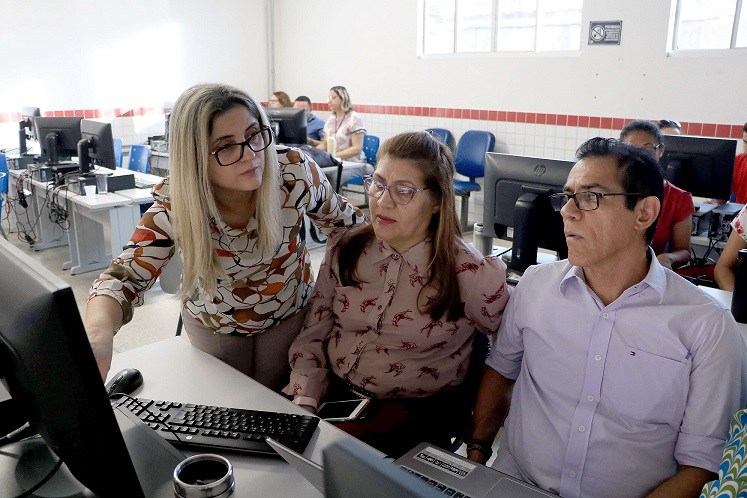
[421, 0, 583, 55]
[673, 0, 747, 50]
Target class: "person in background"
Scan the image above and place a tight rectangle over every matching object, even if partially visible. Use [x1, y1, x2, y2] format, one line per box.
[658, 119, 683, 135]
[293, 95, 325, 145]
[468, 137, 747, 498]
[269, 91, 292, 108]
[317, 85, 367, 163]
[730, 122, 747, 203]
[286, 131, 509, 457]
[714, 205, 747, 290]
[85, 83, 364, 392]
[620, 119, 694, 269]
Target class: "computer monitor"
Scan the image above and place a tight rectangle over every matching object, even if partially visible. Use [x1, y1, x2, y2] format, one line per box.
[78, 119, 117, 174]
[18, 106, 41, 155]
[34, 116, 83, 165]
[483, 152, 574, 272]
[265, 107, 307, 145]
[323, 437, 440, 498]
[0, 237, 146, 496]
[660, 134, 737, 201]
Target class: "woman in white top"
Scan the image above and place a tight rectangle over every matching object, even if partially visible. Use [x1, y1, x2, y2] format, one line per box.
[318, 85, 367, 163]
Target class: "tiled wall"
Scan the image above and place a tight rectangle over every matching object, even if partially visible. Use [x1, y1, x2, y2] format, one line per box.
[2, 104, 742, 231]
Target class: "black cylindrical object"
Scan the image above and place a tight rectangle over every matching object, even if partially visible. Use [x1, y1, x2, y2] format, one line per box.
[731, 248, 747, 323]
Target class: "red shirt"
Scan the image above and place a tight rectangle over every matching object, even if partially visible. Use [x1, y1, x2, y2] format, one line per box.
[731, 153, 747, 203]
[652, 181, 695, 255]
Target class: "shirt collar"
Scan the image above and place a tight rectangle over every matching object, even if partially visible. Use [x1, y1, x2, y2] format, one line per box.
[371, 238, 431, 276]
[559, 247, 666, 303]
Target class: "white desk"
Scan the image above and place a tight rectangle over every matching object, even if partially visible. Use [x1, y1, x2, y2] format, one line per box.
[109, 337, 354, 497]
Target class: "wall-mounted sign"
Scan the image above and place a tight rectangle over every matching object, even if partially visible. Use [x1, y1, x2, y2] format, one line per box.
[588, 21, 622, 45]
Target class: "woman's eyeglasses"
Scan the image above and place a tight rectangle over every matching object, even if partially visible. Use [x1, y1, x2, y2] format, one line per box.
[363, 176, 429, 205]
[210, 126, 273, 166]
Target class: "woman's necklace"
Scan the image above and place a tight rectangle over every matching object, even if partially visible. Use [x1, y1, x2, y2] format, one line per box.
[334, 112, 347, 134]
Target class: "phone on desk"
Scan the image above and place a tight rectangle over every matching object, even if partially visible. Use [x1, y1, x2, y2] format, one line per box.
[316, 399, 370, 422]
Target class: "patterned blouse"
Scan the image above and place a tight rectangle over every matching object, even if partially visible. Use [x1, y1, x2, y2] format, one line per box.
[285, 226, 509, 402]
[89, 147, 365, 335]
[322, 111, 366, 163]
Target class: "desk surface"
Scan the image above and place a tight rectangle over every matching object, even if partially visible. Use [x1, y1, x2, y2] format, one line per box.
[109, 337, 354, 497]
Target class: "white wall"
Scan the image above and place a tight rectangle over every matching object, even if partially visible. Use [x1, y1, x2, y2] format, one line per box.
[274, 0, 747, 123]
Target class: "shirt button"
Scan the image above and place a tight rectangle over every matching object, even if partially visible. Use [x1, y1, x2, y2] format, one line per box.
[602, 312, 609, 319]
[594, 354, 602, 361]
[569, 470, 577, 478]
[377, 305, 382, 310]
[578, 425, 586, 432]
[587, 395, 594, 402]
[392, 254, 399, 260]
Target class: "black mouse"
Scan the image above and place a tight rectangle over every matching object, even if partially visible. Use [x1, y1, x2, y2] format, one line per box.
[105, 368, 143, 397]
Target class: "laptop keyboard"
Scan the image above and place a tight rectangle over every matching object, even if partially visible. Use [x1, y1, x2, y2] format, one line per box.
[115, 396, 319, 457]
[402, 467, 472, 497]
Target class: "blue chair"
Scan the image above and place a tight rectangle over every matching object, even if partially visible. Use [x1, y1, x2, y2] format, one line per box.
[0, 153, 8, 224]
[340, 134, 379, 202]
[113, 137, 124, 167]
[453, 131, 495, 231]
[127, 144, 151, 174]
[425, 128, 455, 151]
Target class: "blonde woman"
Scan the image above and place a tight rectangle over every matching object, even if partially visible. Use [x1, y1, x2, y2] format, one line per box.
[85, 83, 364, 391]
[317, 85, 367, 163]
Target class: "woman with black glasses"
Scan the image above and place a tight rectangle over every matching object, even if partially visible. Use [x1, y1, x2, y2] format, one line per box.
[84, 83, 364, 391]
[285, 131, 509, 457]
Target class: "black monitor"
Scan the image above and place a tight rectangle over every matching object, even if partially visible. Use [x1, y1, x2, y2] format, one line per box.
[0, 237, 146, 496]
[78, 119, 117, 175]
[34, 116, 83, 165]
[660, 134, 737, 201]
[266, 107, 307, 145]
[483, 152, 574, 272]
[18, 106, 41, 155]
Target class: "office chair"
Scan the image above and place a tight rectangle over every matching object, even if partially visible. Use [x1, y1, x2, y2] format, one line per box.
[113, 137, 124, 167]
[425, 128, 455, 151]
[453, 131, 495, 232]
[127, 144, 151, 174]
[340, 134, 379, 203]
[0, 153, 8, 229]
[158, 251, 184, 336]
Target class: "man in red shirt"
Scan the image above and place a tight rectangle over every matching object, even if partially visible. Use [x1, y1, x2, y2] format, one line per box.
[731, 122, 747, 203]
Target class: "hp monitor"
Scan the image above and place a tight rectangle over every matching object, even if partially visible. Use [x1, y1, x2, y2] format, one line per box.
[34, 116, 83, 165]
[0, 237, 147, 496]
[78, 119, 117, 174]
[660, 134, 737, 201]
[266, 107, 307, 145]
[18, 106, 41, 155]
[483, 152, 574, 272]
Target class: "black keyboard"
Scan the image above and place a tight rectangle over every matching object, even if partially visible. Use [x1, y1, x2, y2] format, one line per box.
[115, 397, 319, 457]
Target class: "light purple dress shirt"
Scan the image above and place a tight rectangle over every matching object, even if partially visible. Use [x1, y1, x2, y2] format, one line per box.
[488, 252, 747, 498]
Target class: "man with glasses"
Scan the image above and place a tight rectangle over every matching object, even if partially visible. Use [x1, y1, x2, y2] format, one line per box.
[468, 137, 747, 498]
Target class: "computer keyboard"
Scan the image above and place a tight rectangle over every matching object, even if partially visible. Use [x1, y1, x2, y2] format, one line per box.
[114, 396, 319, 457]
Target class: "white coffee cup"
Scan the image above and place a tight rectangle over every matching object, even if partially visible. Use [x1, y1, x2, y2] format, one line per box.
[84, 185, 96, 200]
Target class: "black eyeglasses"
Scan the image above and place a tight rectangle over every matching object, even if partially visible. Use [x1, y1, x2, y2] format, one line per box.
[550, 191, 643, 211]
[362, 176, 429, 205]
[210, 126, 273, 166]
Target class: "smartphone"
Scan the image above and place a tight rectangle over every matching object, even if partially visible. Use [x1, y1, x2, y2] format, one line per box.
[316, 399, 370, 422]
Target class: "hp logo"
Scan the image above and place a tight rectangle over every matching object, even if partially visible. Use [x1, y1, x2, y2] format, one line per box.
[533, 164, 547, 177]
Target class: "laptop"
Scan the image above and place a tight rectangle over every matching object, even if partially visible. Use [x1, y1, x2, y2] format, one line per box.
[268, 436, 554, 498]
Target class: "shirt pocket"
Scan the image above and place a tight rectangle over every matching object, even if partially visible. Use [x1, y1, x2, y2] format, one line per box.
[603, 346, 690, 427]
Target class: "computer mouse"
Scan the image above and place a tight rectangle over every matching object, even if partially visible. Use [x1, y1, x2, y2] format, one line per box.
[105, 368, 143, 397]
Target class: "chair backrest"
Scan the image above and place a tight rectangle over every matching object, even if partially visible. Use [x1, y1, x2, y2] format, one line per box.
[454, 130, 495, 180]
[0, 152, 8, 194]
[113, 138, 124, 167]
[362, 135, 380, 166]
[128, 144, 151, 174]
[425, 128, 455, 151]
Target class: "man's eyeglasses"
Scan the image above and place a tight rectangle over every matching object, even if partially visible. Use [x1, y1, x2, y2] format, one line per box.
[363, 176, 429, 205]
[210, 126, 273, 166]
[550, 191, 643, 211]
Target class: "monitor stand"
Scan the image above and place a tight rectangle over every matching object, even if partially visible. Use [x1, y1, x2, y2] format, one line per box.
[0, 438, 94, 498]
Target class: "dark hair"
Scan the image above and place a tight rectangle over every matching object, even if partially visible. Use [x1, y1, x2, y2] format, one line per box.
[576, 137, 664, 244]
[338, 131, 464, 321]
[743, 121, 747, 133]
[294, 95, 311, 105]
[657, 119, 681, 131]
[620, 120, 664, 146]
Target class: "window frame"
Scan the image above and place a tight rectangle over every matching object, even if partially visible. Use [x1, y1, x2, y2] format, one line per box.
[670, 0, 746, 51]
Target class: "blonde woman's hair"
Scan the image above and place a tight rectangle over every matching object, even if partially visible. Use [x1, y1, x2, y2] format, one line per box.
[330, 85, 353, 113]
[169, 83, 281, 300]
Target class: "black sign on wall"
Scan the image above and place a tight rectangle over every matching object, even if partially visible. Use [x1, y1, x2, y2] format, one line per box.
[588, 21, 622, 45]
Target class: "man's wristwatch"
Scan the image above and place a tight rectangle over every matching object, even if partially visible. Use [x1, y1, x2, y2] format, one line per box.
[466, 439, 493, 460]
